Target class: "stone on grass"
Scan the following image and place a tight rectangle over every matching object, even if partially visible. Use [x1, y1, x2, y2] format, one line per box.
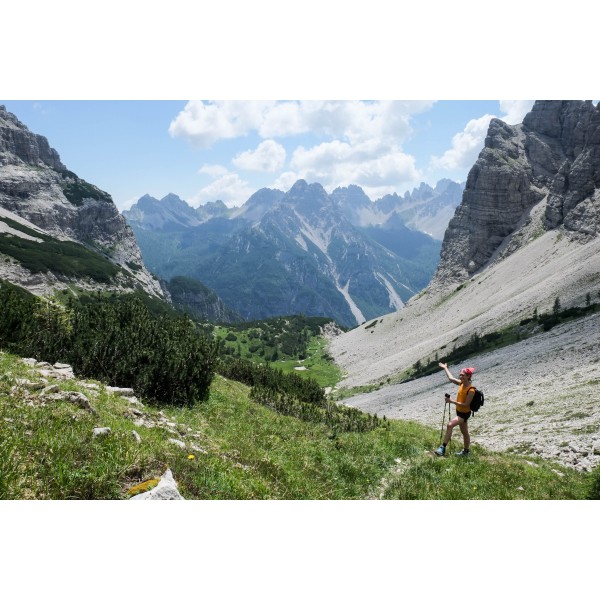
[130, 469, 184, 500]
[93, 427, 111, 437]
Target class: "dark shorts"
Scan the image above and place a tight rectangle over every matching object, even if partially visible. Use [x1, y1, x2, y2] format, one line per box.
[456, 411, 471, 422]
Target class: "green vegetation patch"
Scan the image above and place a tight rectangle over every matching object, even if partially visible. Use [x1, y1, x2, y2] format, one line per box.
[57, 169, 113, 206]
[0, 217, 120, 283]
[214, 315, 345, 387]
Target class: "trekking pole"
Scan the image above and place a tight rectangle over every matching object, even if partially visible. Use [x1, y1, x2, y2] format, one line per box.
[439, 394, 450, 445]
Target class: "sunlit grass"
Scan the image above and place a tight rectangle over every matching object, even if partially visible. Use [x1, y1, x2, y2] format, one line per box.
[0, 351, 595, 500]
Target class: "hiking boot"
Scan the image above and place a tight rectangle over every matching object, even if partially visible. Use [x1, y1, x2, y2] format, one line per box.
[434, 445, 446, 456]
[455, 449, 470, 457]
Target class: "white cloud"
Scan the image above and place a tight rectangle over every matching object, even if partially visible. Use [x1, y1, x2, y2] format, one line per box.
[429, 101, 536, 176]
[170, 100, 435, 147]
[232, 140, 286, 172]
[191, 168, 253, 208]
[499, 100, 535, 124]
[430, 114, 495, 171]
[272, 171, 301, 192]
[289, 140, 421, 190]
[171, 100, 436, 201]
[169, 100, 274, 148]
[199, 164, 229, 178]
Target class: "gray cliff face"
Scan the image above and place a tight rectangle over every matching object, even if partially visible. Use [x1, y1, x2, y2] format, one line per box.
[0, 108, 64, 170]
[0, 105, 164, 298]
[431, 100, 600, 289]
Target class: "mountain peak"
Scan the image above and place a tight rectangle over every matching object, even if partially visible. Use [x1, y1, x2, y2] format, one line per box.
[161, 193, 185, 204]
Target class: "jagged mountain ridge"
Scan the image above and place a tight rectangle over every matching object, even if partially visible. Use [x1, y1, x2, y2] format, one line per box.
[0, 105, 164, 299]
[125, 180, 442, 327]
[330, 100, 600, 388]
[331, 179, 465, 239]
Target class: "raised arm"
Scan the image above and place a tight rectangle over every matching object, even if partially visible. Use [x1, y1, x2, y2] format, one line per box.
[439, 362, 461, 385]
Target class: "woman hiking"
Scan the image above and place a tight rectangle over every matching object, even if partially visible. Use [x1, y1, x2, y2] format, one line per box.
[435, 363, 476, 457]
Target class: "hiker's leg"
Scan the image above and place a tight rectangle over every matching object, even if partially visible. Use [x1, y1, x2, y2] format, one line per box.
[443, 417, 460, 445]
[458, 420, 470, 449]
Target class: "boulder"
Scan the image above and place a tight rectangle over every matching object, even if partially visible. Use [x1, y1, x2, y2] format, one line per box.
[130, 469, 184, 500]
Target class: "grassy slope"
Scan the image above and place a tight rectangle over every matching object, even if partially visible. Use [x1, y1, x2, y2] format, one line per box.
[0, 351, 590, 500]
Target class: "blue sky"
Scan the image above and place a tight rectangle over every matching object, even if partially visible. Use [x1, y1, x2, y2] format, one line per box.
[2, 99, 537, 211]
[3, 0, 596, 591]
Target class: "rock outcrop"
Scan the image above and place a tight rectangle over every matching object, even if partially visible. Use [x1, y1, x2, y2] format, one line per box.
[130, 469, 185, 500]
[0, 105, 165, 299]
[431, 100, 600, 289]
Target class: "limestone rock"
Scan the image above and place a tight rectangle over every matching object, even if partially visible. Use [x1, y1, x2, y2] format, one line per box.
[431, 100, 600, 289]
[168, 438, 186, 449]
[66, 391, 95, 412]
[107, 386, 136, 397]
[93, 427, 111, 437]
[130, 469, 184, 500]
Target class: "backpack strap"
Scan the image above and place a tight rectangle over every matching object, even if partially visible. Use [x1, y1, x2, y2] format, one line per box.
[468, 386, 476, 416]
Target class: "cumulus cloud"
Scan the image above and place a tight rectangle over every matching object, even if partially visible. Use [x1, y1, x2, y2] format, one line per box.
[170, 100, 435, 202]
[191, 168, 253, 208]
[429, 101, 536, 176]
[169, 101, 274, 148]
[232, 140, 286, 172]
[290, 140, 421, 190]
[499, 100, 535, 124]
[430, 114, 496, 171]
[170, 100, 434, 147]
[272, 171, 301, 192]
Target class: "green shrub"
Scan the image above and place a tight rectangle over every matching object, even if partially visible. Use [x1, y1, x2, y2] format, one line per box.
[587, 466, 600, 500]
[0, 284, 218, 406]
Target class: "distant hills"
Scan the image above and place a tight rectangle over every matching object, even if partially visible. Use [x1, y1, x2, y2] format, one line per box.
[124, 179, 461, 327]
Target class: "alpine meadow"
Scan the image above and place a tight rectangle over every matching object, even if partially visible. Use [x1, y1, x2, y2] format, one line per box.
[1, 100, 599, 502]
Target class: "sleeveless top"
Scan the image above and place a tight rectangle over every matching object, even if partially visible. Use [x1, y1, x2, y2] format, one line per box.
[456, 383, 474, 415]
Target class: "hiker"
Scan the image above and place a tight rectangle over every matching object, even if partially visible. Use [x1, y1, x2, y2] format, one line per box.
[435, 363, 475, 457]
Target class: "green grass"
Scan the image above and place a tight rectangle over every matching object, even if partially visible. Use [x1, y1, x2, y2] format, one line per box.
[0, 350, 595, 500]
[273, 337, 343, 388]
[214, 316, 344, 388]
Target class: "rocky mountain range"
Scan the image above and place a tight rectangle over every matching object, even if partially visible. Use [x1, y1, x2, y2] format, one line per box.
[331, 179, 465, 239]
[124, 181, 445, 327]
[330, 100, 600, 387]
[0, 105, 164, 300]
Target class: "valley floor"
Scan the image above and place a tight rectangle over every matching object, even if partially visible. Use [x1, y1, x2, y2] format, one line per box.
[337, 313, 600, 472]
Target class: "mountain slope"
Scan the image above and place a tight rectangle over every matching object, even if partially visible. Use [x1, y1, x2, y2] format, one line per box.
[126, 180, 441, 327]
[0, 105, 164, 299]
[329, 100, 600, 387]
